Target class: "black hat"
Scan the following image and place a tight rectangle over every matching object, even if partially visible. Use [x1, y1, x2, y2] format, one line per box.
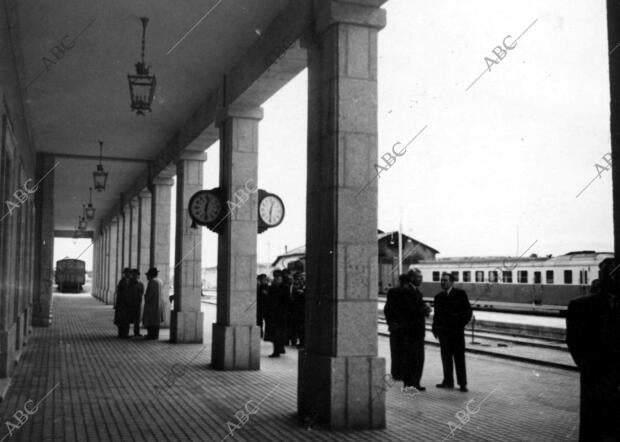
[272, 269, 283, 277]
[145, 267, 159, 277]
[123, 267, 131, 274]
[131, 268, 140, 275]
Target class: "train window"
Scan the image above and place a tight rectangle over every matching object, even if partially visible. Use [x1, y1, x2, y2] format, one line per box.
[546, 270, 554, 284]
[451, 271, 459, 282]
[502, 271, 513, 283]
[463, 271, 471, 282]
[534, 271, 541, 284]
[517, 271, 528, 283]
[432, 271, 440, 282]
[475, 271, 484, 282]
[488, 270, 498, 283]
[564, 270, 573, 284]
[579, 270, 588, 285]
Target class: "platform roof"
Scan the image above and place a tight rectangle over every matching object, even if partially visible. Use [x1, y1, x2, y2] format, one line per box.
[13, 0, 300, 232]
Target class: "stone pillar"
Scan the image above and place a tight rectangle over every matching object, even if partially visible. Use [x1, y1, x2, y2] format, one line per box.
[150, 175, 174, 327]
[137, 190, 152, 278]
[130, 197, 139, 269]
[115, 215, 123, 303]
[607, 0, 620, 255]
[33, 154, 55, 327]
[108, 218, 119, 304]
[298, 0, 386, 430]
[103, 225, 110, 303]
[211, 105, 262, 370]
[123, 206, 130, 270]
[171, 153, 206, 342]
[93, 235, 99, 298]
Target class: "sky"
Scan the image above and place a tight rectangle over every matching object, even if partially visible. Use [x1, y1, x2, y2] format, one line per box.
[56, 0, 614, 270]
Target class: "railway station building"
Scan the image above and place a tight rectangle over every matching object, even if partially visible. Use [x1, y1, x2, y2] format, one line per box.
[0, 0, 618, 440]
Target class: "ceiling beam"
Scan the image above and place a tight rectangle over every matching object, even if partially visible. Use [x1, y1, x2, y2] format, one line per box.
[38, 152, 150, 163]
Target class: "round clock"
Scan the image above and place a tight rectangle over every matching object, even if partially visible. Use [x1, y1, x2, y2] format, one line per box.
[258, 192, 285, 228]
[188, 189, 223, 227]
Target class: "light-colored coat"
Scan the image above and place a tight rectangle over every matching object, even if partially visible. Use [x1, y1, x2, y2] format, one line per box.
[142, 277, 164, 326]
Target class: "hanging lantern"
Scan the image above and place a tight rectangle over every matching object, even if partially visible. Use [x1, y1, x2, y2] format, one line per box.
[84, 187, 96, 220]
[127, 17, 156, 115]
[78, 216, 88, 231]
[93, 141, 108, 191]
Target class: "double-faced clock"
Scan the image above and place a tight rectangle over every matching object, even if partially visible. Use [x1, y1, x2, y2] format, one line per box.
[258, 189, 285, 233]
[188, 188, 224, 231]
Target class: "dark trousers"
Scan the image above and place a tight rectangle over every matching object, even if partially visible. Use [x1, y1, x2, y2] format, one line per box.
[438, 333, 467, 386]
[389, 332, 404, 380]
[407, 338, 425, 387]
[133, 320, 141, 336]
[146, 326, 159, 340]
[117, 325, 129, 338]
[274, 323, 286, 354]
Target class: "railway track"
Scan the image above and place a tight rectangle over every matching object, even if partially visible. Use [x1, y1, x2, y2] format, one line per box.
[202, 298, 577, 371]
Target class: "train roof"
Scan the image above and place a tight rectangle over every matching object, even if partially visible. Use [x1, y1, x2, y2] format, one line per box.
[423, 251, 613, 266]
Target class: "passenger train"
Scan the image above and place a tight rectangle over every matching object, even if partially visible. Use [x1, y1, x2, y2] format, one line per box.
[273, 248, 612, 307]
[404, 251, 612, 306]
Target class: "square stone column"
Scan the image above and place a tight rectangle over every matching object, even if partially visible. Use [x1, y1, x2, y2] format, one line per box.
[33, 154, 55, 327]
[107, 218, 119, 304]
[171, 153, 206, 343]
[103, 225, 110, 303]
[93, 236, 99, 298]
[298, 0, 386, 430]
[607, 0, 620, 255]
[121, 209, 129, 271]
[137, 190, 152, 278]
[150, 175, 174, 327]
[211, 104, 262, 370]
[129, 197, 139, 269]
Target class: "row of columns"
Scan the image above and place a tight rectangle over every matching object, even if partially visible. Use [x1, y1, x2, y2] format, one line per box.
[92, 176, 175, 327]
[89, 0, 386, 430]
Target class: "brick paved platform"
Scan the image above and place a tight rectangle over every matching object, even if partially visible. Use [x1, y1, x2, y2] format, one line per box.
[0, 293, 580, 441]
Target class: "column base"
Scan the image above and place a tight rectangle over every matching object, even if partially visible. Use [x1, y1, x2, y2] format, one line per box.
[211, 324, 260, 370]
[170, 311, 203, 343]
[298, 351, 386, 430]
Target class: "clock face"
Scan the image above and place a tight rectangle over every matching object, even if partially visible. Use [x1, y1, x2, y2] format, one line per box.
[258, 194, 284, 227]
[188, 191, 222, 225]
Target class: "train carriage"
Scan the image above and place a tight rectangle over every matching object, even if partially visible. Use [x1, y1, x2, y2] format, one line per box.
[55, 259, 86, 293]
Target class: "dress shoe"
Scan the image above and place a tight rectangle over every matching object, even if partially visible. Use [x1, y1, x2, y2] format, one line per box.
[459, 385, 469, 392]
[268, 353, 280, 358]
[414, 385, 426, 392]
[436, 383, 454, 389]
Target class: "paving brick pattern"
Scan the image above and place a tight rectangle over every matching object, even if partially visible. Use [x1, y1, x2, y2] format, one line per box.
[0, 294, 579, 441]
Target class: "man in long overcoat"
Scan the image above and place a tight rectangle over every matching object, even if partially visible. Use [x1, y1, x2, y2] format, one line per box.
[566, 258, 620, 441]
[265, 270, 289, 357]
[142, 267, 164, 340]
[114, 268, 132, 338]
[432, 272, 472, 392]
[128, 269, 145, 337]
[384, 274, 412, 382]
[407, 267, 431, 390]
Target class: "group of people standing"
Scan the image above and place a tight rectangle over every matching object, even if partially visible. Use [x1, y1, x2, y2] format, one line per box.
[384, 268, 472, 392]
[114, 267, 165, 340]
[257, 269, 305, 358]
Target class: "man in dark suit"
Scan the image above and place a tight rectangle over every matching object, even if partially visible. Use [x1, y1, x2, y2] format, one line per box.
[384, 274, 410, 381]
[265, 270, 289, 358]
[256, 274, 269, 338]
[566, 258, 620, 442]
[432, 272, 472, 392]
[407, 267, 431, 390]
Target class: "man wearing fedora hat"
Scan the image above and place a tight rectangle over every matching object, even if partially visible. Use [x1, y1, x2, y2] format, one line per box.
[142, 267, 164, 340]
[114, 268, 132, 338]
